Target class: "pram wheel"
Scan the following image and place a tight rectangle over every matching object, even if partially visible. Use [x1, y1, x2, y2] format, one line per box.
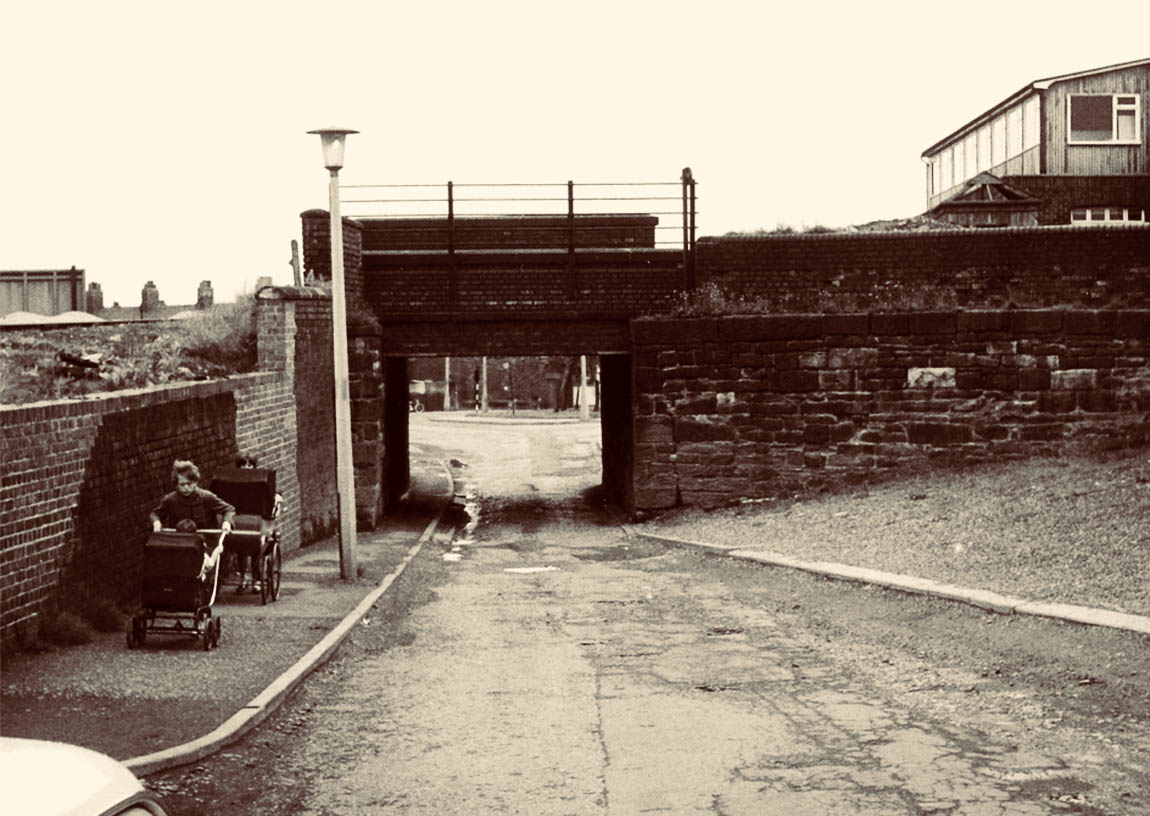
[260, 543, 282, 605]
[201, 614, 218, 651]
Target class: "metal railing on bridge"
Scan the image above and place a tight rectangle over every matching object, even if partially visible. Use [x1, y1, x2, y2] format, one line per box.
[339, 168, 697, 286]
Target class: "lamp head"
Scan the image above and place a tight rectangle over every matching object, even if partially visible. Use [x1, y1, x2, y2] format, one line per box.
[307, 127, 358, 171]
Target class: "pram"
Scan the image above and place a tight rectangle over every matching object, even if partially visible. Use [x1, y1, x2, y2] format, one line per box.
[209, 467, 283, 605]
[127, 529, 224, 650]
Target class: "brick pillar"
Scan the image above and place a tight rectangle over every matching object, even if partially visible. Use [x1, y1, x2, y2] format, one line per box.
[350, 318, 385, 528]
[86, 282, 104, 314]
[197, 280, 214, 309]
[140, 280, 161, 314]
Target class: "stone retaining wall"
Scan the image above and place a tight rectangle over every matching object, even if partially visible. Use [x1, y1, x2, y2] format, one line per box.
[631, 310, 1150, 510]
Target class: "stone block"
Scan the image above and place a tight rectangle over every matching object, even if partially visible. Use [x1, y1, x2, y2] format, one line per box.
[908, 312, 957, 335]
[827, 348, 879, 369]
[674, 417, 736, 443]
[632, 318, 717, 347]
[907, 367, 956, 388]
[870, 314, 910, 335]
[1010, 310, 1063, 335]
[1020, 423, 1065, 441]
[907, 422, 973, 446]
[775, 370, 820, 393]
[635, 417, 673, 444]
[1051, 369, 1097, 390]
[1116, 311, 1150, 338]
[1064, 311, 1117, 335]
[823, 314, 869, 335]
[959, 311, 1011, 334]
[819, 370, 854, 391]
[1018, 369, 1051, 391]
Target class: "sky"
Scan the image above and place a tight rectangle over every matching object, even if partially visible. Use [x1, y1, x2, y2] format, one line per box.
[2, 1, 1147, 308]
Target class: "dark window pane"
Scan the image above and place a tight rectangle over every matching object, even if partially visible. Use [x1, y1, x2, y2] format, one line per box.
[1070, 96, 1113, 141]
[1091, 208, 1106, 221]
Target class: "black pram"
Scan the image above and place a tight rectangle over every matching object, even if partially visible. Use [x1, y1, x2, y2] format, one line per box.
[210, 467, 282, 605]
[128, 529, 223, 650]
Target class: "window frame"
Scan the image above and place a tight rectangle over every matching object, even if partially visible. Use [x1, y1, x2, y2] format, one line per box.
[1067, 94, 1142, 145]
[1070, 206, 1147, 225]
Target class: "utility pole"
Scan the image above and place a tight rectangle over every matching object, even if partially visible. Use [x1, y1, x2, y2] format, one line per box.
[481, 356, 489, 412]
[580, 355, 590, 421]
[444, 357, 451, 411]
[290, 239, 301, 286]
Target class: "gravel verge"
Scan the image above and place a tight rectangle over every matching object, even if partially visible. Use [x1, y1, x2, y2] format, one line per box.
[640, 447, 1150, 617]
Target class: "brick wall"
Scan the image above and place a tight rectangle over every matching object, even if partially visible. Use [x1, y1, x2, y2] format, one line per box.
[257, 287, 338, 546]
[630, 310, 1150, 511]
[697, 226, 1150, 310]
[1002, 175, 1150, 225]
[0, 374, 295, 643]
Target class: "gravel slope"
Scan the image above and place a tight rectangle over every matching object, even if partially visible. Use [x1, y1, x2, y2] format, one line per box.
[642, 447, 1150, 617]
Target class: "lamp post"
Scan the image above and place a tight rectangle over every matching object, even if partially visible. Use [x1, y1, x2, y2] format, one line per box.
[308, 126, 358, 580]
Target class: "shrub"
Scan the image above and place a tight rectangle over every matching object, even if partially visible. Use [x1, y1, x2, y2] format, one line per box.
[176, 295, 257, 372]
[36, 609, 94, 646]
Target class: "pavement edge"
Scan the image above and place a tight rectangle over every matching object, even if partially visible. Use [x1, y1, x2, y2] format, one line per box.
[628, 529, 1150, 637]
[126, 469, 455, 777]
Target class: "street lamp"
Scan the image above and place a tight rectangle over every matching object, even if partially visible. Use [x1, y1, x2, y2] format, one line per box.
[308, 126, 358, 580]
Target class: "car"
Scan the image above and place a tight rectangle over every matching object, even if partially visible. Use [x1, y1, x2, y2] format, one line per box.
[0, 737, 167, 815]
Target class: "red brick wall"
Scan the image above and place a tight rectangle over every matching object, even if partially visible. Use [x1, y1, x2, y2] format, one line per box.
[0, 374, 295, 643]
[697, 226, 1150, 310]
[631, 310, 1150, 511]
[1001, 175, 1150, 225]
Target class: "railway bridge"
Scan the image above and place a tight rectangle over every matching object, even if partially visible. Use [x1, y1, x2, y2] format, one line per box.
[299, 176, 697, 518]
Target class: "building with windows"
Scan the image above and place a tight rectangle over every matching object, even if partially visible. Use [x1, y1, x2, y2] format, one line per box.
[922, 58, 1149, 226]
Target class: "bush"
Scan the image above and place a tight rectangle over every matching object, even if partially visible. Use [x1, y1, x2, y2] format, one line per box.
[35, 609, 94, 647]
[177, 295, 257, 371]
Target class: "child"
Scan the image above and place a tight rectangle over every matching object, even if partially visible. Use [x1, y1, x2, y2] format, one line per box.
[232, 454, 283, 594]
[151, 459, 235, 534]
[175, 518, 223, 582]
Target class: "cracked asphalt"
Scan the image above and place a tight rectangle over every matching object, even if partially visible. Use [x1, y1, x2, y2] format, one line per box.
[146, 416, 1149, 815]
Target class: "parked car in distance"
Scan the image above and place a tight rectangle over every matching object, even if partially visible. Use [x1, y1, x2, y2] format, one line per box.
[0, 737, 167, 815]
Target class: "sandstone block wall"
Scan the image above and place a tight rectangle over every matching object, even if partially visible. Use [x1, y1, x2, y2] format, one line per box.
[631, 310, 1150, 510]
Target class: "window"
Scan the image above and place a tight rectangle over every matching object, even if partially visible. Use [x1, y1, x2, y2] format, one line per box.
[1007, 106, 1023, 158]
[931, 157, 940, 196]
[977, 126, 991, 172]
[1070, 207, 1146, 224]
[940, 148, 952, 191]
[991, 116, 1006, 166]
[1023, 96, 1040, 150]
[1068, 94, 1141, 144]
[964, 134, 977, 180]
[953, 143, 965, 185]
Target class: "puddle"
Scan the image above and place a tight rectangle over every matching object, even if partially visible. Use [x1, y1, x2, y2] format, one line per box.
[504, 566, 559, 574]
[442, 552, 463, 562]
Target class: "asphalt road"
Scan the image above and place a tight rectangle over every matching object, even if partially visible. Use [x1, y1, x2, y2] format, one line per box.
[147, 415, 1150, 815]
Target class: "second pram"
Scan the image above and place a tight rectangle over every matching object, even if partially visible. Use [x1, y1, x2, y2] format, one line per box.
[210, 466, 283, 604]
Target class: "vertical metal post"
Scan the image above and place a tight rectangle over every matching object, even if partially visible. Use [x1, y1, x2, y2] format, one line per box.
[580, 355, 590, 421]
[481, 356, 488, 413]
[328, 170, 357, 580]
[681, 167, 695, 289]
[444, 356, 452, 411]
[567, 180, 575, 255]
[688, 170, 697, 289]
[447, 180, 457, 302]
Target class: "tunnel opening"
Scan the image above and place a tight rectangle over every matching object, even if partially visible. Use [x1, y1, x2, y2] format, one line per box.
[383, 353, 633, 521]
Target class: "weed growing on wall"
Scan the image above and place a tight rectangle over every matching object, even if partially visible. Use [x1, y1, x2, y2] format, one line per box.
[667, 280, 962, 316]
[0, 297, 257, 404]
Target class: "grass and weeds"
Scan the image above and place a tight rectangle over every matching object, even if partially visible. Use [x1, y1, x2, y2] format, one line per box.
[0, 297, 256, 405]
